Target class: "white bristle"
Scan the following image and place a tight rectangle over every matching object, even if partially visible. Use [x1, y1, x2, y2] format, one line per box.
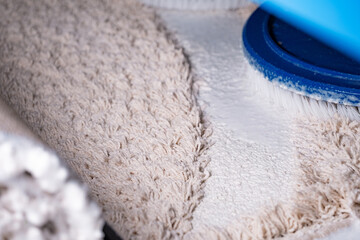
[139, 0, 251, 10]
[245, 60, 360, 121]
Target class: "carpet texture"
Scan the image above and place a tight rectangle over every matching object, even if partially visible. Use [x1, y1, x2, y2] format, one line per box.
[0, 0, 210, 238]
[139, 0, 250, 10]
[188, 116, 360, 239]
[0, 99, 39, 142]
[1, 0, 360, 239]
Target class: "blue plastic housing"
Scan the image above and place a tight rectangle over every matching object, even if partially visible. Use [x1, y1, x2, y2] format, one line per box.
[242, 8, 360, 106]
[253, 0, 360, 63]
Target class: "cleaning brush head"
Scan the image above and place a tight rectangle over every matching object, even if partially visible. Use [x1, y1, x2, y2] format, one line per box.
[243, 8, 360, 120]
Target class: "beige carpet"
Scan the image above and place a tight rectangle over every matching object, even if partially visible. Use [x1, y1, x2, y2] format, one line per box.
[1, 0, 360, 239]
[189, 116, 360, 239]
[0, 99, 39, 142]
[0, 0, 210, 238]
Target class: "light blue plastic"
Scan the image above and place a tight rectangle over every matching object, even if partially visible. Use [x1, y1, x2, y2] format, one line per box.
[253, 0, 360, 63]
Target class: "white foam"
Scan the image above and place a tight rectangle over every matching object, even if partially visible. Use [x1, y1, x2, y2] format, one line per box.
[160, 10, 298, 229]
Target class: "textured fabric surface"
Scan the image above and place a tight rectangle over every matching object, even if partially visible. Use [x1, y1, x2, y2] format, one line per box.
[0, 0, 210, 238]
[0, 98, 39, 141]
[190, 116, 360, 239]
[1, 0, 359, 239]
[139, 0, 250, 10]
[157, 7, 360, 239]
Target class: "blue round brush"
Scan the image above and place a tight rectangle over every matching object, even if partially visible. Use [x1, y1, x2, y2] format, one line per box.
[243, 2, 360, 119]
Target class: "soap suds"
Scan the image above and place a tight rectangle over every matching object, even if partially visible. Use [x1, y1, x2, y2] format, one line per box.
[160, 10, 298, 229]
[185, 116, 360, 240]
[160, 9, 360, 239]
[191, 123, 295, 229]
[0, 134, 103, 240]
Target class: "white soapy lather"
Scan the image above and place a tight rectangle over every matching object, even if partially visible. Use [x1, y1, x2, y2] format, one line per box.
[0, 134, 104, 240]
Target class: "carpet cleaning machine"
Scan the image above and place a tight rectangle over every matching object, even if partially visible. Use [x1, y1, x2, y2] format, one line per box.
[243, 0, 360, 117]
[141, 0, 360, 118]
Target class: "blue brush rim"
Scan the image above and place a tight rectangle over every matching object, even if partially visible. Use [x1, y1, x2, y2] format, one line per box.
[243, 7, 360, 106]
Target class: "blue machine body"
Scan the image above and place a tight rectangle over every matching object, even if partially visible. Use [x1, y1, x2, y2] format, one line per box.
[242, 8, 360, 106]
[253, 0, 360, 63]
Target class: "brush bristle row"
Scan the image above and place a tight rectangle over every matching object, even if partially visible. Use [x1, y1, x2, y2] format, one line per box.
[245, 61, 360, 121]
